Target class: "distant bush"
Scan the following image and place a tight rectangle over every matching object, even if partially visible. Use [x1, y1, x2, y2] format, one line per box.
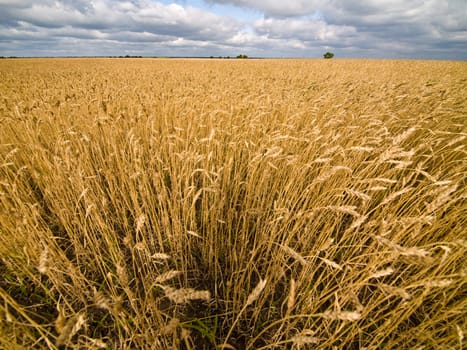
[119, 55, 143, 58]
[324, 52, 334, 59]
[236, 54, 248, 59]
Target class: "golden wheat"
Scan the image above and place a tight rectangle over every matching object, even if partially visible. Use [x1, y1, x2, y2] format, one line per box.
[0, 58, 465, 349]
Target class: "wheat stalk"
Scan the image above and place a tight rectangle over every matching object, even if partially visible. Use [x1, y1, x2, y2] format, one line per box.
[287, 278, 296, 315]
[380, 284, 412, 301]
[38, 246, 49, 275]
[56, 312, 86, 346]
[155, 270, 182, 284]
[290, 329, 320, 347]
[321, 258, 343, 271]
[380, 187, 412, 206]
[320, 310, 361, 321]
[246, 279, 268, 306]
[280, 245, 307, 266]
[151, 252, 171, 260]
[158, 285, 211, 304]
[315, 166, 352, 182]
[224, 278, 268, 347]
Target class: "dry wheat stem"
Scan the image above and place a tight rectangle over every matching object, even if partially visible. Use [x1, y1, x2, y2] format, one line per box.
[223, 278, 268, 348]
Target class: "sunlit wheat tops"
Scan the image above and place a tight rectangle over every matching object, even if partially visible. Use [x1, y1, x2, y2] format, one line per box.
[0, 58, 465, 349]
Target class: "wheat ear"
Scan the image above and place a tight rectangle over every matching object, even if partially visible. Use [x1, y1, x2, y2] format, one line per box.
[223, 278, 268, 348]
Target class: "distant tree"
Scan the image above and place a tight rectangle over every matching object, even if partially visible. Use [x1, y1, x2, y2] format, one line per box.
[236, 54, 248, 59]
[324, 52, 334, 59]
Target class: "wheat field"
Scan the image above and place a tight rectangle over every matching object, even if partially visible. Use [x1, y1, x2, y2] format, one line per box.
[0, 58, 466, 349]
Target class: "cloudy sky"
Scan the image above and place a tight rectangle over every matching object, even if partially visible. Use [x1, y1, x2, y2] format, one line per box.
[0, 0, 466, 59]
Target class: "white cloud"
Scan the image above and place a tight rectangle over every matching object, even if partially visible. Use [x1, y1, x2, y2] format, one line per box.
[226, 30, 308, 53]
[0, 0, 248, 56]
[205, 0, 321, 17]
[254, 17, 356, 42]
[0, 1, 241, 41]
[0, 0, 466, 58]
[206, 0, 467, 58]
